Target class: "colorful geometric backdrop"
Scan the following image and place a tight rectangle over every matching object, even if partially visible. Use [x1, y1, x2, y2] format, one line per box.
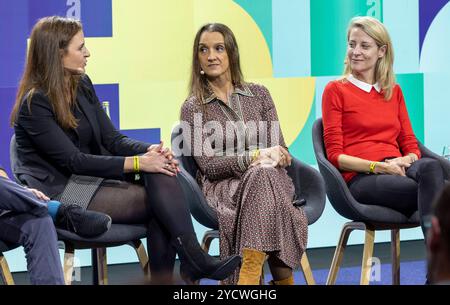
[1, 0, 449, 272]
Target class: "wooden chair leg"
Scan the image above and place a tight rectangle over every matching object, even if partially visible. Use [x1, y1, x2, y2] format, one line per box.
[391, 229, 400, 285]
[300, 252, 315, 285]
[201, 230, 219, 253]
[327, 222, 364, 285]
[63, 245, 75, 285]
[96, 248, 108, 285]
[0, 254, 14, 285]
[129, 240, 149, 274]
[360, 229, 375, 285]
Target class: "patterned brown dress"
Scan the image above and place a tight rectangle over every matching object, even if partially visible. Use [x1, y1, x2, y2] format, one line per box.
[180, 83, 308, 284]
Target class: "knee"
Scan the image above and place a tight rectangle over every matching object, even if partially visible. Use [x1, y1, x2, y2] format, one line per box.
[143, 172, 179, 189]
[22, 215, 57, 245]
[246, 165, 279, 179]
[418, 158, 442, 175]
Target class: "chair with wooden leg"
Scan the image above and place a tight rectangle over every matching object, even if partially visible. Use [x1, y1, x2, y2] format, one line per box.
[57, 225, 149, 285]
[171, 124, 326, 285]
[0, 241, 17, 285]
[312, 118, 427, 285]
[10, 134, 149, 285]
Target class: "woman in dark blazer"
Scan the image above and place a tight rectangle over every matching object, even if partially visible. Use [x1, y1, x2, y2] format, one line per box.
[10, 16, 240, 284]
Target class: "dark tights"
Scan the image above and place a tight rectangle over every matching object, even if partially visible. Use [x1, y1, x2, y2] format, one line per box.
[88, 173, 196, 282]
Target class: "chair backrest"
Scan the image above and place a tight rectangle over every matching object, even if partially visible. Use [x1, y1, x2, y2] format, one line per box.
[418, 141, 450, 181]
[171, 125, 219, 229]
[171, 124, 326, 227]
[312, 118, 363, 220]
[286, 158, 326, 225]
[0, 240, 18, 253]
[9, 135, 21, 183]
[312, 118, 418, 224]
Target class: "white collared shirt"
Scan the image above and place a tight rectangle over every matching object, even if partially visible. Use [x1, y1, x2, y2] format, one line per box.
[347, 74, 381, 93]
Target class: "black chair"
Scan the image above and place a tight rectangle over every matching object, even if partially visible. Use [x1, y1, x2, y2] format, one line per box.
[312, 118, 450, 285]
[10, 135, 149, 285]
[171, 125, 326, 285]
[0, 240, 18, 285]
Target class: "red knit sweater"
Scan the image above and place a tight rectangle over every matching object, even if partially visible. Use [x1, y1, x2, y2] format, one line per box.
[322, 79, 421, 182]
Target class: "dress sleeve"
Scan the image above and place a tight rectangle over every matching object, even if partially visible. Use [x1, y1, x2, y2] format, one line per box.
[179, 99, 252, 181]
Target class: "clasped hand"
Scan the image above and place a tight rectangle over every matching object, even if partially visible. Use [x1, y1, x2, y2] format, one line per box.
[139, 141, 180, 176]
[377, 157, 412, 176]
[250, 145, 292, 168]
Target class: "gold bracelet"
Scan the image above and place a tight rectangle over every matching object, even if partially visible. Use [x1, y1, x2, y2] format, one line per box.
[133, 156, 140, 173]
[251, 149, 260, 162]
[369, 162, 378, 174]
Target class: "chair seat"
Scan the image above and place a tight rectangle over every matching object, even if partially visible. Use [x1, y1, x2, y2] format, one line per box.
[56, 224, 147, 249]
[348, 202, 420, 225]
[0, 240, 19, 253]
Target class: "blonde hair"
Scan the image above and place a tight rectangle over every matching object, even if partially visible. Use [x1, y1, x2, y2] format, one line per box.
[343, 16, 395, 100]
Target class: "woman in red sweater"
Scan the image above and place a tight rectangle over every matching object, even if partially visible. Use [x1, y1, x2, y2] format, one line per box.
[322, 16, 444, 238]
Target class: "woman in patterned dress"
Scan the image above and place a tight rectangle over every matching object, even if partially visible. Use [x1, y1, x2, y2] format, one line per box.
[180, 23, 308, 285]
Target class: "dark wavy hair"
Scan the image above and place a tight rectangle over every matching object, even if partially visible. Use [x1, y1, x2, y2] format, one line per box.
[10, 16, 82, 129]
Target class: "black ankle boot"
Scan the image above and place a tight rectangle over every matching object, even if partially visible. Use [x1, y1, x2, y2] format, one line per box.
[173, 234, 241, 284]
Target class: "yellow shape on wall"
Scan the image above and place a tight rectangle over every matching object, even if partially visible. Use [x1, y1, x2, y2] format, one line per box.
[252, 77, 316, 146]
[84, 0, 314, 146]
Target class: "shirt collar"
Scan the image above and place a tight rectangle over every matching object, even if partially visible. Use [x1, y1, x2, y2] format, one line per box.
[203, 83, 254, 104]
[347, 74, 381, 93]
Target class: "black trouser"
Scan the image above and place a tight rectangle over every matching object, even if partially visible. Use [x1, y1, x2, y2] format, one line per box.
[88, 173, 195, 280]
[348, 158, 445, 237]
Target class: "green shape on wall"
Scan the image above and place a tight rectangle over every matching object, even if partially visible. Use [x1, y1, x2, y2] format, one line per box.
[396, 73, 425, 143]
[234, 0, 273, 58]
[289, 97, 317, 165]
[311, 0, 383, 77]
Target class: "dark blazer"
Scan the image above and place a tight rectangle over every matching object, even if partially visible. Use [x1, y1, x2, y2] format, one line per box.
[14, 75, 149, 198]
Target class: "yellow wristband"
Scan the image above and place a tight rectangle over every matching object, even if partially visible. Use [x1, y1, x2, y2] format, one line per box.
[133, 156, 140, 173]
[369, 162, 378, 174]
[251, 149, 260, 162]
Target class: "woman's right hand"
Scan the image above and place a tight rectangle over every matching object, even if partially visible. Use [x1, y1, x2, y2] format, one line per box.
[139, 151, 177, 176]
[374, 161, 406, 176]
[251, 145, 291, 168]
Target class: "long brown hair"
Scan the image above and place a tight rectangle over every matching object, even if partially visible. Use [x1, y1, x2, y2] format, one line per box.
[343, 16, 395, 100]
[10, 16, 82, 129]
[188, 23, 244, 104]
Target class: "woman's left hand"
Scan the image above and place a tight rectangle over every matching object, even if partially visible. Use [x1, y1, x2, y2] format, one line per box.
[147, 141, 180, 172]
[385, 157, 412, 171]
[28, 188, 50, 201]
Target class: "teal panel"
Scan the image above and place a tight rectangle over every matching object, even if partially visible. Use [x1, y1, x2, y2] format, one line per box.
[423, 73, 450, 155]
[234, 0, 273, 58]
[310, 0, 383, 76]
[383, 0, 420, 73]
[396, 73, 424, 143]
[289, 97, 317, 165]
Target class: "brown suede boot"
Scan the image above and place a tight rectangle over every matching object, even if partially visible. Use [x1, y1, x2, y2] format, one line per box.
[268, 274, 294, 285]
[237, 248, 266, 285]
